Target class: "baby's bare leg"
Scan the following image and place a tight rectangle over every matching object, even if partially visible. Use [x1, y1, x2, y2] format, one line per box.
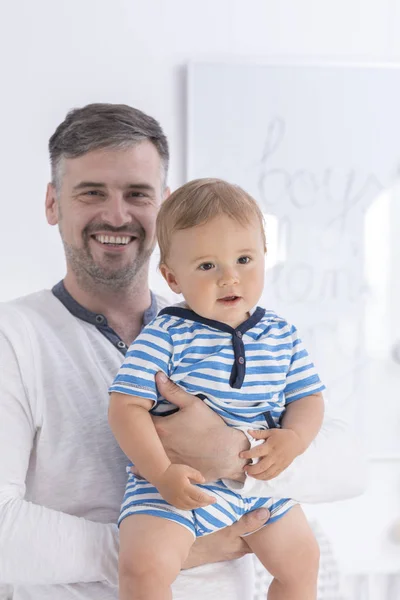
[119, 514, 195, 600]
[245, 505, 319, 600]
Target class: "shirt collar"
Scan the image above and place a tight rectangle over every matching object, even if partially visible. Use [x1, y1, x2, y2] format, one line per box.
[52, 280, 158, 354]
[158, 305, 265, 335]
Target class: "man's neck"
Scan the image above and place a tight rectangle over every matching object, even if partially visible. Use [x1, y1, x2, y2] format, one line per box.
[63, 269, 151, 345]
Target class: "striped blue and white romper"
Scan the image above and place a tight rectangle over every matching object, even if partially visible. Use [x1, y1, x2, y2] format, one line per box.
[109, 305, 325, 538]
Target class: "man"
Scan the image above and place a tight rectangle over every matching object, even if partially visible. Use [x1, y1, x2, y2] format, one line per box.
[0, 103, 365, 600]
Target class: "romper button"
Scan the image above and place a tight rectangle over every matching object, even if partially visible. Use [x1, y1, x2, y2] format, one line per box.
[95, 314, 105, 323]
[238, 356, 245, 364]
[117, 341, 126, 349]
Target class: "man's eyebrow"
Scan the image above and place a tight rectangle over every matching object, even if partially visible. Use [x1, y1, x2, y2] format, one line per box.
[72, 181, 107, 191]
[125, 183, 156, 192]
[72, 182, 156, 192]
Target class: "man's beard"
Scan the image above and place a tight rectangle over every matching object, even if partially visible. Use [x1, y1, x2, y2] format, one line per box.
[61, 223, 153, 292]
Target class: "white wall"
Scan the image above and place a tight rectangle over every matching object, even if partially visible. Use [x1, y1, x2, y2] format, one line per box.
[1, 0, 400, 300]
[1, 1, 399, 594]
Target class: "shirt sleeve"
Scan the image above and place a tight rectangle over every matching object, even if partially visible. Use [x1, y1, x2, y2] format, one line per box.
[224, 403, 368, 502]
[284, 322, 325, 404]
[109, 318, 174, 406]
[0, 322, 119, 587]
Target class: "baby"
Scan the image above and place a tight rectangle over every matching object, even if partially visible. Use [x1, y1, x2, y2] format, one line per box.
[109, 178, 325, 600]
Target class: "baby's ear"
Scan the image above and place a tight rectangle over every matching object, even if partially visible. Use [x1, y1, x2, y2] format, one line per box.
[160, 264, 181, 294]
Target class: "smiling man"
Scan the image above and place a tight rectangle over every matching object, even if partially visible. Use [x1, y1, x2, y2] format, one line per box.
[52, 143, 162, 289]
[0, 103, 365, 600]
[46, 136, 167, 345]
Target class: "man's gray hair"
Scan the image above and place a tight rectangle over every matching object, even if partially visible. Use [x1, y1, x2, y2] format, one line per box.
[49, 103, 169, 190]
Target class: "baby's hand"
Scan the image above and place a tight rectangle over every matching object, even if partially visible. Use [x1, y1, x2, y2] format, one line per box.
[240, 428, 304, 480]
[156, 464, 217, 510]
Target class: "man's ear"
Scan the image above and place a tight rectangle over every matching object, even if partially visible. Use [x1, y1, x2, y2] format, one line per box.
[45, 183, 59, 226]
[162, 186, 171, 202]
[160, 263, 181, 294]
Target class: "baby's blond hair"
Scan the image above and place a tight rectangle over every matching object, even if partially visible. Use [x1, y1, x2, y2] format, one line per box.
[157, 178, 266, 264]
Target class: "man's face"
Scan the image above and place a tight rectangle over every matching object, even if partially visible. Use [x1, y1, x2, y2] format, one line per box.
[46, 141, 167, 289]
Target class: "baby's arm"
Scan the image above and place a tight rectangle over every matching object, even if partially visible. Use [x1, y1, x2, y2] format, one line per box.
[108, 392, 215, 509]
[281, 392, 324, 450]
[241, 392, 324, 480]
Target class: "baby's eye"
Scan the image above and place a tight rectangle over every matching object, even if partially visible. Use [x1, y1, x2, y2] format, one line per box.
[237, 256, 251, 264]
[198, 262, 215, 271]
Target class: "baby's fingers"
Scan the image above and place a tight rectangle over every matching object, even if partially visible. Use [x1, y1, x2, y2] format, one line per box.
[245, 457, 275, 477]
[248, 429, 275, 440]
[185, 466, 206, 485]
[187, 484, 216, 507]
[251, 465, 283, 481]
[240, 443, 270, 461]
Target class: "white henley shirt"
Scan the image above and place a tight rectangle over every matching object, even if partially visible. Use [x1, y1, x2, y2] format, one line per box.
[0, 289, 366, 599]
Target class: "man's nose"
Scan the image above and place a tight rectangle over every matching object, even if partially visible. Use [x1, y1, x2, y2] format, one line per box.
[100, 194, 132, 228]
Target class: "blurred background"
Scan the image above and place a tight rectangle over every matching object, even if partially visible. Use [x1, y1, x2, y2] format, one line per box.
[0, 1, 399, 598]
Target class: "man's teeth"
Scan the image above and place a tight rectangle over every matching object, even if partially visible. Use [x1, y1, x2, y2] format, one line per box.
[94, 235, 132, 245]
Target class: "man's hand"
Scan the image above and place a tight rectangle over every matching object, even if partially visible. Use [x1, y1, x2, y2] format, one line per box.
[183, 508, 270, 568]
[151, 372, 249, 482]
[155, 464, 217, 510]
[240, 428, 304, 480]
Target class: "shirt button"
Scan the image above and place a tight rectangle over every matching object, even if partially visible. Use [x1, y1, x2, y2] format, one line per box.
[236, 331, 243, 338]
[95, 314, 105, 324]
[238, 356, 245, 364]
[117, 341, 126, 349]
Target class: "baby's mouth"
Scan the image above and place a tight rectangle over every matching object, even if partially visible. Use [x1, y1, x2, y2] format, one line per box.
[218, 296, 241, 302]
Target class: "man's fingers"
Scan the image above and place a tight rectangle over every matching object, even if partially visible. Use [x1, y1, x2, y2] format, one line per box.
[155, 372, 197, 409]
[230, 508, 270, 537]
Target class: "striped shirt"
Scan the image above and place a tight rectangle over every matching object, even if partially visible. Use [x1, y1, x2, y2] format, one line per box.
[110, 305, 325, 430]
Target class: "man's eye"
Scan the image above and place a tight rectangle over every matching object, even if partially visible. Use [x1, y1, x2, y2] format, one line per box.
[198, 262, 214, 271]
[127, 191, 149, 201]
[85, 190, 101, 196]
[238, 256, 251, 264]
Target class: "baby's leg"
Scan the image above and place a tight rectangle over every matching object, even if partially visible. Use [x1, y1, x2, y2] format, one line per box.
[119, 514, 195, 600]
[245, 505, 319, 600]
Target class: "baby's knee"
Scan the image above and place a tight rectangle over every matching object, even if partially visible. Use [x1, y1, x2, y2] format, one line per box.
[289, 534, 320, 584]
[273, 533, 320, 590]
[119, 548, 181, 588]
[302, 534, 320, 574]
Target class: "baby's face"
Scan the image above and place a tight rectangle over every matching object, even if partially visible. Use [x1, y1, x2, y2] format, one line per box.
[161, 214, 265, 328]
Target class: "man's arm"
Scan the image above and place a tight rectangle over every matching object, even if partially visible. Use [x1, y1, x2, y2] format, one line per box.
[154, 374, 367, 502]
[0, 328, 118, 586]
[151, 373, 249, 482]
